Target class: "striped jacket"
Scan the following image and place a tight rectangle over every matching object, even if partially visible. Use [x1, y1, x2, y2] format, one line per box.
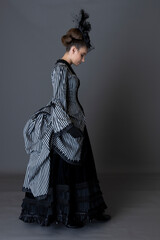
[22, 59, 86, 199]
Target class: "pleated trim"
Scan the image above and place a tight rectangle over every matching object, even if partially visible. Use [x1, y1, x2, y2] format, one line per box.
[19, 181, 107, 226]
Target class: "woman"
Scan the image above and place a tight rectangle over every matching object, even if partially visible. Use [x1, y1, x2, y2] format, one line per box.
[19, 9, 111, 228]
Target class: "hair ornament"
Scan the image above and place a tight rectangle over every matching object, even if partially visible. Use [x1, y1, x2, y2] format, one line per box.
[71, 9, 95, 52]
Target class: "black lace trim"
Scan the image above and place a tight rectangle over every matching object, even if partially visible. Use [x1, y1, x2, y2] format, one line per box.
[53, 145, 82, 166]
[19, 181, 107, 226]
[51, 122, 83, 166]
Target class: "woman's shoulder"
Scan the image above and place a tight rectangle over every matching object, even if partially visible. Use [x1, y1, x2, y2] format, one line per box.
[51, 61, 68, 80]
[54, 60, 68, 71]
[53, 59, 76, 76]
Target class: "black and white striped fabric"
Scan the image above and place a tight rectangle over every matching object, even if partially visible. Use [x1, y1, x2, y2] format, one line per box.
[22, 101, 55, 198]
[22, 59, 86, 198]
[51, 61, 86, 162]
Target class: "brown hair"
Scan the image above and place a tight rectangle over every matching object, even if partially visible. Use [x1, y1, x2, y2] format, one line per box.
[61, 28, 87, 52]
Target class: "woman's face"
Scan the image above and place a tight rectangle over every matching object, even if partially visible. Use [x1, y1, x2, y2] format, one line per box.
[71, 46, 88, 66]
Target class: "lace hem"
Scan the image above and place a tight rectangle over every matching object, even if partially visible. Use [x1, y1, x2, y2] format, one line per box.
[19, 181, 107, 226]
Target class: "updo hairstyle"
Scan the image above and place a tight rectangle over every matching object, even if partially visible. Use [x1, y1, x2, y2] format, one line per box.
[61, 28, 87, 52]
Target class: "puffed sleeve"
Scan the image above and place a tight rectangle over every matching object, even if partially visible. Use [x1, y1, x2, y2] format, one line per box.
[51, 64, 74, 135]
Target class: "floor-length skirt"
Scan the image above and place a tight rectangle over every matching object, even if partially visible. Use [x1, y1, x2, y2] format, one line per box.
[19, 126, 108, 226]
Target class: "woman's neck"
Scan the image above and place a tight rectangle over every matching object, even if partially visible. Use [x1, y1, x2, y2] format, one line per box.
[61, 54, 72, 65]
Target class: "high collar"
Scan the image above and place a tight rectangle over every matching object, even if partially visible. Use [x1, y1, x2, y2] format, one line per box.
[56, 59, 76, 75]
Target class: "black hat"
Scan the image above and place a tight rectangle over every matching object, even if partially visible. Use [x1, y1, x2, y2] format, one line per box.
[71, 9, 95, 53]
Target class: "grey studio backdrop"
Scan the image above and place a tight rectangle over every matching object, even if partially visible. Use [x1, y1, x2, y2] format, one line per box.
[0, 0, 160, 174]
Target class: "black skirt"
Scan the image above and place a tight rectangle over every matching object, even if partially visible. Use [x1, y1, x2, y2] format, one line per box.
[19, 126, 108, 226]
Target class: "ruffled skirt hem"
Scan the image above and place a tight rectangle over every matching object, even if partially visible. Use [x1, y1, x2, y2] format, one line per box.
[19, 125, 108, 226]
[19, 181, 107, 226]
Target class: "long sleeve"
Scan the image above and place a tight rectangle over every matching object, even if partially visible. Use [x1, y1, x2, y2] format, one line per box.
[51, 64, 73, 135]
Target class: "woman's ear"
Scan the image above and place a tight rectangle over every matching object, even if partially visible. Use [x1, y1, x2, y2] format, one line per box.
[71, 45, 78, 55]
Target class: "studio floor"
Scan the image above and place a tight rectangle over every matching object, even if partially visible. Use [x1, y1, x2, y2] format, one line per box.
[0, 172, 160, 240]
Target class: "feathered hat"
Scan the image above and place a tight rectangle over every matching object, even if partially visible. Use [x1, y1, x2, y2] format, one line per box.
[71, 9, 95, 52]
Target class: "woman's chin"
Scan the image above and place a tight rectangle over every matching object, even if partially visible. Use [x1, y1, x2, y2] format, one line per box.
[74, 63, 80, 66]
